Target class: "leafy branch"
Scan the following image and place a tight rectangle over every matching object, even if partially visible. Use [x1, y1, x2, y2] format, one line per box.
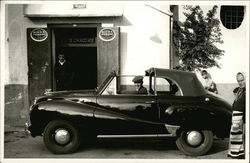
[173, 5, 224, 71]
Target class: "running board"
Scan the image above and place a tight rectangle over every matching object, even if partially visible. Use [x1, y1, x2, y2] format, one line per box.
[97, 134, 174, 139]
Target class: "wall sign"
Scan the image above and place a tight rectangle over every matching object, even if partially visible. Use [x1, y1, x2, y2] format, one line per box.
[73, 4, 87, 9]
[30, 28, 48, 42]
[59, 38, 96, 47]
[98, 28, 116, 41]
[61, 38, 95, 44]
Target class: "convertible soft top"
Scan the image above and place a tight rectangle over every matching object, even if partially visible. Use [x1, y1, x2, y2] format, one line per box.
[147, 68, 207, 96]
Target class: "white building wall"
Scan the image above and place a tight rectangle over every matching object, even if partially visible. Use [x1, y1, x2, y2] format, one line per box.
[212, 5, 248, 84]
[119, 4, 170, 75]
[4, 3, 247, 87]
[4, 3, 171, 84]
[5, 4, 29, 85]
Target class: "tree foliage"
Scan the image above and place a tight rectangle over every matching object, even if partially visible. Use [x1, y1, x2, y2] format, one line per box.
[173, 5, 224, 71]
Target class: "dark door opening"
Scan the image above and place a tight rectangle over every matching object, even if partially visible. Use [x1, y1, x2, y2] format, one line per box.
[54, 27, 97, 91]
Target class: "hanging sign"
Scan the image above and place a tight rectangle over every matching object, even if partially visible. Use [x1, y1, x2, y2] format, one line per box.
[98, 28, 116, 41]
[30, 28, 48, 42]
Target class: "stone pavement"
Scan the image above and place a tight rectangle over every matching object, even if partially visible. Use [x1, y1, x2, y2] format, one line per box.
[3, 130, 236, 160]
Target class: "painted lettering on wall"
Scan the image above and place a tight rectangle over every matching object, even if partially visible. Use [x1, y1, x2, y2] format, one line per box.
[60, 38, 95, 44]
[99, 28, 116, 41]
[30, 28, 48, 42]
[73, 4, 87, 9]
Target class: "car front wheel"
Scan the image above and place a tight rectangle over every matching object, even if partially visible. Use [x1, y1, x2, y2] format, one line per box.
[176, 129, 213, 156]
[43, 120, 81, 154]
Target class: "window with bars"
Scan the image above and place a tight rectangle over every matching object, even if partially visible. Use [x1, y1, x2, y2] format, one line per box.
[220, 6, 245, 29]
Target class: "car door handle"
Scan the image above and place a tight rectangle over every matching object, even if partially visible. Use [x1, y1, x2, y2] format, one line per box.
[145, 101, 156, 104]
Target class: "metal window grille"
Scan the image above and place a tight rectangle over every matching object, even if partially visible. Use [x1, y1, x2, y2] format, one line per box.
[220, 6, 244, 29]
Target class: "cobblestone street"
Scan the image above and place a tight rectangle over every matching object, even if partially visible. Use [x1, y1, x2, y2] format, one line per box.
[4, 128, 231, 160]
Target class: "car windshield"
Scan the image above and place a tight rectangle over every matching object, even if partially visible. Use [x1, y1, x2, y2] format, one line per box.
[96, 72, 115, 93]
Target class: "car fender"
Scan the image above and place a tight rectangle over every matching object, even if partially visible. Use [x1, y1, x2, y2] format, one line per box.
[164, 104, 222, 127]
[164, 104, 231, 137]
[35, 99, 95, 117]
[28, 99, 96, 137]
[165, 103, 230, 119]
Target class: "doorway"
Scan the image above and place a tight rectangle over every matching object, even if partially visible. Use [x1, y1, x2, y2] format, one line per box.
[27, 26, 119, 104]
[53, 27, 97, 90]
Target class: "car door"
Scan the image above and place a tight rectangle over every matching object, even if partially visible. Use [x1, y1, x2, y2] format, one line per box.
[95, 76, 166, 135]
[154, 76, 185, 124]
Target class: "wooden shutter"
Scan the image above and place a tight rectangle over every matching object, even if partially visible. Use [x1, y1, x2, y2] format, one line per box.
[27, 28, 52, 104]
[97, 27, 120, 85]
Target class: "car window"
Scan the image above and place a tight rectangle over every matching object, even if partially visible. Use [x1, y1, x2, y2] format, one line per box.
[156, 77, 183, 96]
[117, 76, 150, 95]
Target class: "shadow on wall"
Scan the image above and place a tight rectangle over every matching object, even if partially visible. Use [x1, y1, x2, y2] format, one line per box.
[217, 83, 238, 105]
[150, 33, 162, 44]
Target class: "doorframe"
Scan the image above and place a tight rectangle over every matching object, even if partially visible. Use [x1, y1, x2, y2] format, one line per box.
[48, 23, 101, 90]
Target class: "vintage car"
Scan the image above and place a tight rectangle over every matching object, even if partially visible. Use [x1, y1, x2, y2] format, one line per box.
[27, 68, 232, 156]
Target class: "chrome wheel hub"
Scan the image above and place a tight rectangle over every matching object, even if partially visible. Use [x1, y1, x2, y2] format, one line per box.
[54, 129, 70, 145]
[186, 131, 203, 146]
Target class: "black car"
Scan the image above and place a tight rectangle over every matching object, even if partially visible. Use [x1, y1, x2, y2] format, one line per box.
[27, 68, 232, 156]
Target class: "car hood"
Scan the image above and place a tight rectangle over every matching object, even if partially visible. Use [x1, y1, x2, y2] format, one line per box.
[44, 89, 97, 97]
[34, 89, 97, 103]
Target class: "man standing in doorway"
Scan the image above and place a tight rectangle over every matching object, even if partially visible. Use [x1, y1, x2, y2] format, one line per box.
[55, 54, 74, 91]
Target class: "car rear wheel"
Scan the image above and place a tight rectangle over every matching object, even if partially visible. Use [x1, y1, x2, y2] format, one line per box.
[43, 120, 81, 154]
[176, 129, 213, 156]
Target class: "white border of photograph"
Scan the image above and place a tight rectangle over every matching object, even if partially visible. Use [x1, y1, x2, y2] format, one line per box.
[0, 0, 249, 163]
